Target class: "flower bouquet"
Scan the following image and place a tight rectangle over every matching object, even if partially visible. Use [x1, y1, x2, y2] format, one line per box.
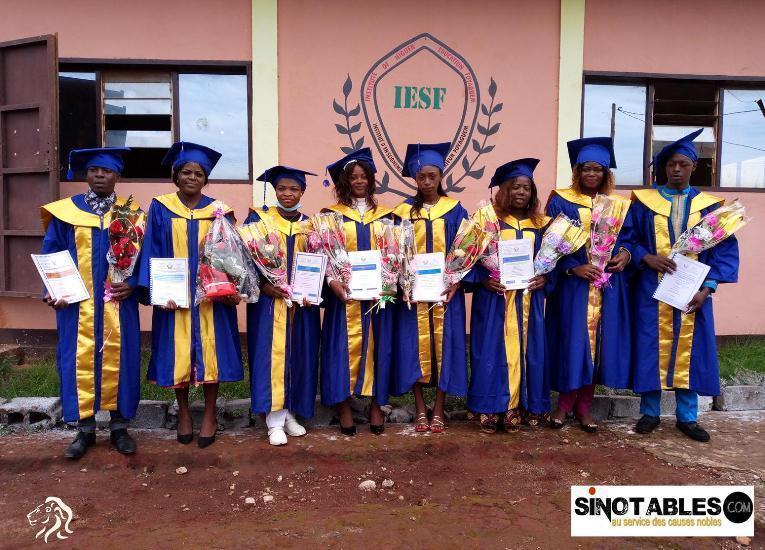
[195, 201, 260, 306]
[309, 212, 352, 287]
[589, 194, 629, 288]
[105, 195, 146, 302]
[370, 218, 402, 310]
[671, 199, 750, 255]
[444, 217, 492, 288]
[526, 212, 589, 293]
[474, 201, 502, 281]
[398, 219, 416, 307]
[239, 216, 292, 307]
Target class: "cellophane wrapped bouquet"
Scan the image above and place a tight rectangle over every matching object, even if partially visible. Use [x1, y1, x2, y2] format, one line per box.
[371, 218, 402, 310]
[671, 199, 749, 255]
[195, 201, 260, 305]
[527, 212, 588, 293]
[473, 201, 502, 281]
[398, 219, 416, 307]
[589, 194, 629, 289]
[444, 218, 492, 288]
[239, 216, 292, 307]
[105, 195, 146, 302]
[309, 212, 352, 288]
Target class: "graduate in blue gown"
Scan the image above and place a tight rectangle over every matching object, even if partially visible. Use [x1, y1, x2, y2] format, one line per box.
[630, 129, 739, 442]
[546, 137, 634, 433]
[391, 142, 468, 434]
[468, 159, 552, 434]
[41, 147, 140, 458]
[137, 142, 242, 449]
[320, 148, 394, 436]
[245, 166, 321, 446]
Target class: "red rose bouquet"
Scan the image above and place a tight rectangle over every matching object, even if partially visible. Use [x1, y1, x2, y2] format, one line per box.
[105, 195, 145, 302]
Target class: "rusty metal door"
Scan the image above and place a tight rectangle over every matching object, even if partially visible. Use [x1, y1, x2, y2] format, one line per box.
[0, 34, 59, 296]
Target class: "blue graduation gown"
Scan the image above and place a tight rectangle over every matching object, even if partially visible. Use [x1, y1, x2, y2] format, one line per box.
[629, 187, 739, 396]
[40, 194, 141, 423]
[244, 208, 320, 418]
[544, 188, 633, 392]
[391, 197, 469, 397]
[320, 203, 395, 406]
[468, 213, 552, 414]
[137, 193, 242, 387]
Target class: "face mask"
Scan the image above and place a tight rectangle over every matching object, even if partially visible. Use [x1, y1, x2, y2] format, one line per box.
[278, 201, 301, 212]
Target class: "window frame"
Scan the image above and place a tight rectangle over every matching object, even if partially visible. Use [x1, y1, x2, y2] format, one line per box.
[583, 71, 765, 193]
[59, 58, 253, 183]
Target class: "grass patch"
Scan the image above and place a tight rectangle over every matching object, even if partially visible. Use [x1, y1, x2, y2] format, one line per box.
[718, 338, 765, 382]
[0, 351, 252, 401]
[2, 338, 763, 401]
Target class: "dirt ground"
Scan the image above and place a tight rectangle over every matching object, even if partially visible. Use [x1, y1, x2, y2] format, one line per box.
[1, 411, 763, 549]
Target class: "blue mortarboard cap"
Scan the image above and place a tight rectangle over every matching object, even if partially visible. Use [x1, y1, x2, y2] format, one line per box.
[325, 147, 377, 187]
[67, 147, 130, 181]
[161, 141, 222, 177]
[567, 137, 617, 169]
[256, 165, 317, 190]
[489, 158, 540, 188]
[651, 129, 703, 181]
[401, 142, 451, 178]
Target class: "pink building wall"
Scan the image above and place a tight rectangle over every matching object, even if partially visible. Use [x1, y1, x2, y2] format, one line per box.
[584, 0, 765, 334]
[0, 0, 761, 335]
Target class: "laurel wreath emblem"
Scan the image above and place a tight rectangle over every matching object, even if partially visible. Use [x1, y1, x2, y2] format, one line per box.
[332, 75, 502, 197]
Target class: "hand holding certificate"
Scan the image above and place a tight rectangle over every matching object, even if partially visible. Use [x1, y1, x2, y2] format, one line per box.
[411, 252, 446, 302]
[31, 251, 90, 304]
[291, 252, 327, 306]
[498, 239, 534, 290]
[150, 258, 190, 308]
[348, 250, 382, 301]
[652, 253, 710, 311]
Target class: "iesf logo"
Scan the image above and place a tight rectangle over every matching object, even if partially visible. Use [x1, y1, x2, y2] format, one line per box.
[571, 485, 754, 537]
[27, 497, 75, 543]
[331, 33, 503, 198]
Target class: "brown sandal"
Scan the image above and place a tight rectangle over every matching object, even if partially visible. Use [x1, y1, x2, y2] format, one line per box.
[430, 415, 445, 434]
[414, 412, 430, 433]
[504, 408, 522, 432]
[479, 413, 498, 434]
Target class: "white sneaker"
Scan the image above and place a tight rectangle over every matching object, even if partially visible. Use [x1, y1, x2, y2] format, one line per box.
[284, 412, 307, 437]
[268, 427, 288, 446]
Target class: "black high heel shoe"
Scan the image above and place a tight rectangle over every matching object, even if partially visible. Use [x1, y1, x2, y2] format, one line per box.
[177, 432, 193, 444]
[370, 424, 385, 435]
[340, 425, 357, 436]
[197, 434, 216, 448]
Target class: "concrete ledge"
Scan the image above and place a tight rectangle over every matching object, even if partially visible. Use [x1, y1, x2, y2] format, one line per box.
[0, 397, 61, 431]
[133, 400, 170, 429]
[715, 385, 765, 411]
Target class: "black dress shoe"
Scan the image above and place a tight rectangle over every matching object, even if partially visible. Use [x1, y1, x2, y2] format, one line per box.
[197, 434, 216, 448]
[110, 429, 137, 455]
[635, 415, 660, 434]
[370, 424, 385, 435]
[65, 431, 96, 459]
[340, 425, 356, 436]
[676, 421, 710, 442]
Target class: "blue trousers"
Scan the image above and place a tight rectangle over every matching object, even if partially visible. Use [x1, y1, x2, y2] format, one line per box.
[639, 389, 698, 423]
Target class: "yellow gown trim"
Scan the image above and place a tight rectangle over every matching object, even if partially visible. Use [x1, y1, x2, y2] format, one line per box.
[41, 195, 138, 231]
[392, 196, 460, 221]
[155, 193, 233, 221]
[326, 203, 393, 224]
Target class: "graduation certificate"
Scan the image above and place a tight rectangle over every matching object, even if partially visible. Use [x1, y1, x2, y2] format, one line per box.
[348, 250, 382, 301]
[652, 253, 710, 311]
[31, 251, 90, 303]
[498, 238, 534, 290]
[291, 252, 327, 305]
[411, 252, 446, 302]
[150, 257, 190, 308]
